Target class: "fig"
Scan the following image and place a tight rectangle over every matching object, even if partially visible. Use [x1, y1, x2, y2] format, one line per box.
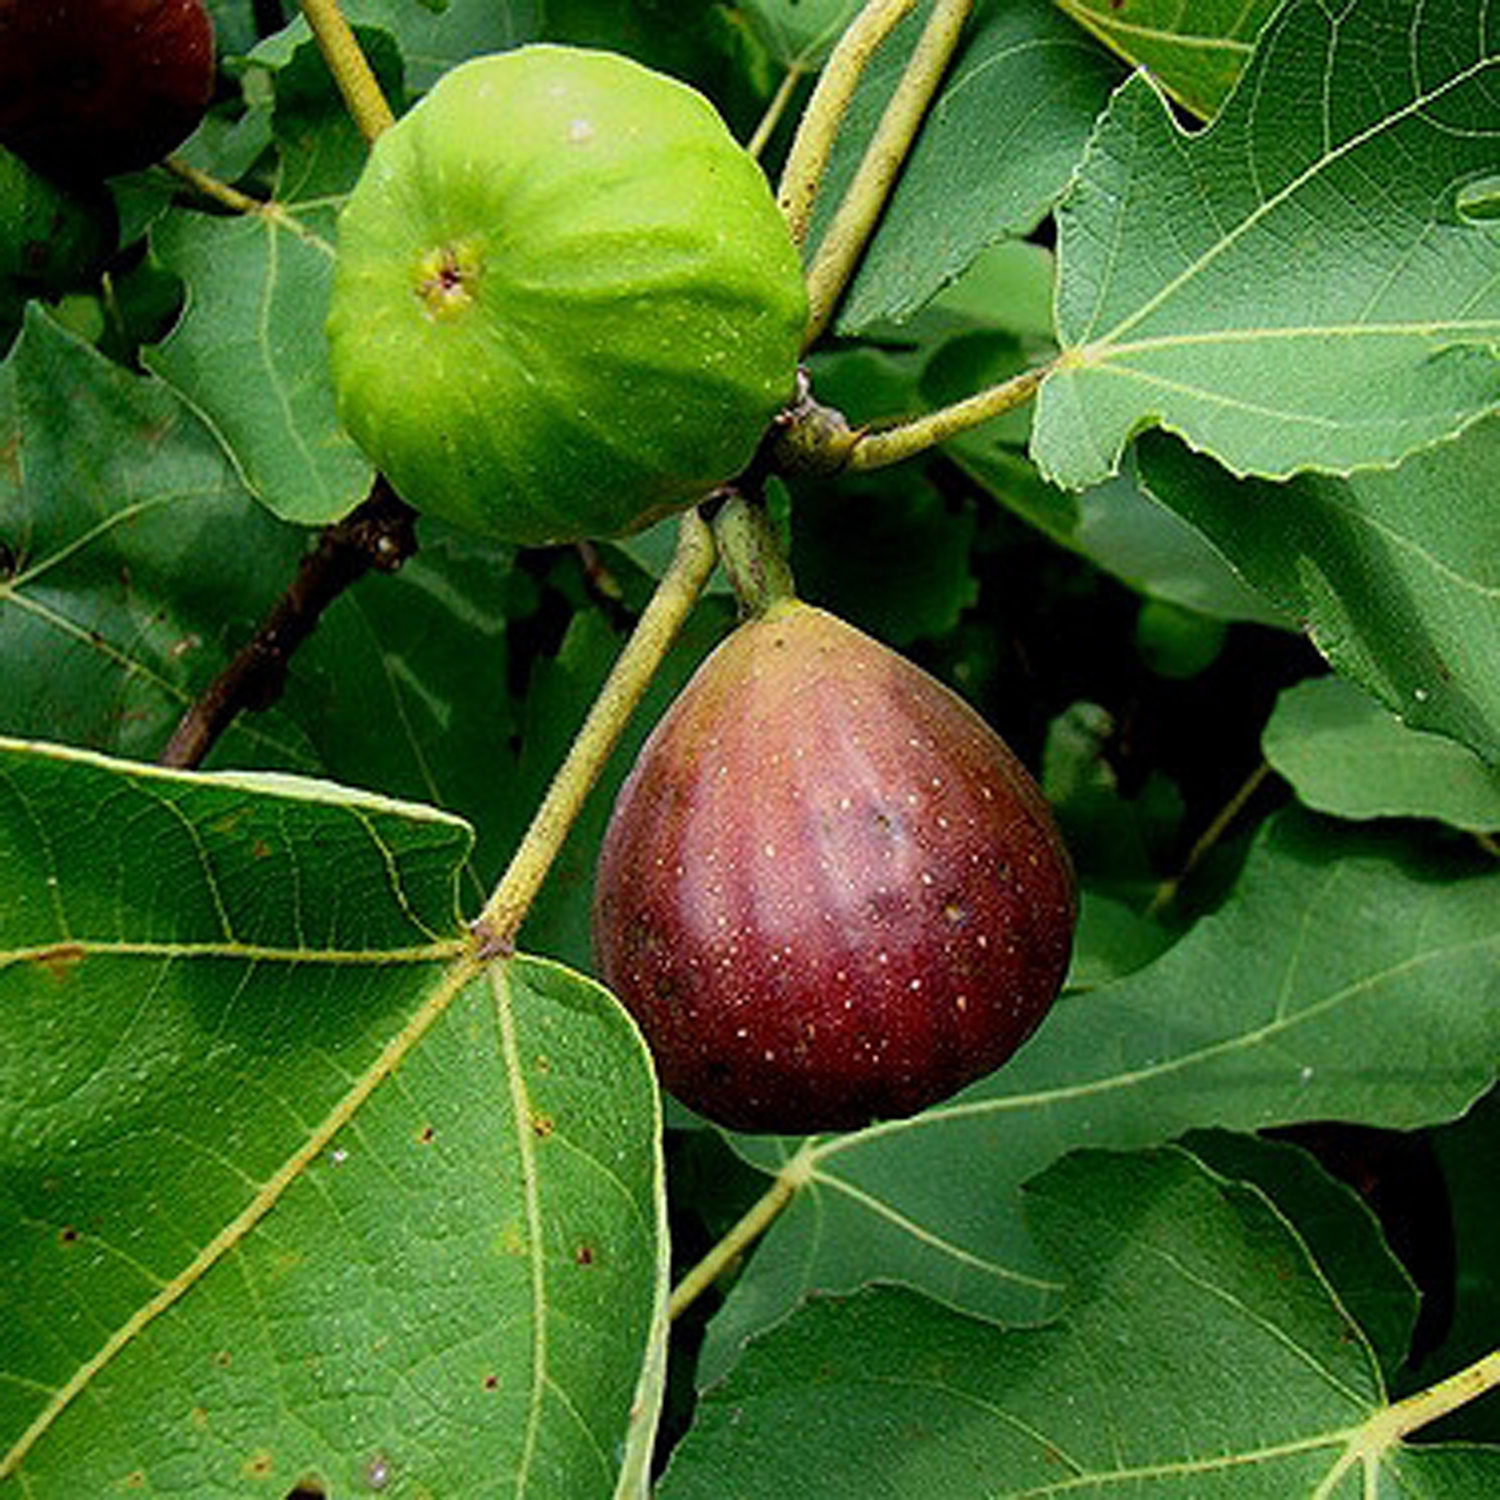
[0, 0, 216, 182]
[593, 600, 1077, 1134]
[326, 45, 808, 547]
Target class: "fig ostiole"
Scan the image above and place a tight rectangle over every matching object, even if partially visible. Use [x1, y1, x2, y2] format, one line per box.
[326, 45, 808, 547]
[592, 598, 1077, 1134]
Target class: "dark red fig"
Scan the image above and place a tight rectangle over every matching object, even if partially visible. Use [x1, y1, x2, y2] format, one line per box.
[593, 601, 1077, 1134]
[0, 0, 215, 182]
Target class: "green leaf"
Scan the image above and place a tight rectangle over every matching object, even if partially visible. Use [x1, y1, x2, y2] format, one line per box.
[666, 1149, 1500, 1497]
[144, 33, 388, 526]
[271, 523, 530, 906]
[817, 0, 1123, 332]
[1265, 677, 1500, 831]
[0, 738, 666, 1496]
[337, 0, 538, 92]
[1137, 419, 1500, 765]
[1032, 0, 1500, 492]
[1183, 1130, 1419, 1383]
[954, 447, 1293, 627]
[740, 0, 864, 70]
[698, 809, 1500, 1384]
[0, 308, 312, 765]
[789, 473, 978, 647]
[1418, 1087, 1500, 1442]
[1053, 0, 1280, 118]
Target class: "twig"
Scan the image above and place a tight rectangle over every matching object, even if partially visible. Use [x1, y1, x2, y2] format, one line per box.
[159, 479, 418, 769]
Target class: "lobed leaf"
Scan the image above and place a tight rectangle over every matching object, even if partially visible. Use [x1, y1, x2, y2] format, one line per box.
[1033, 0, 1500, 491]
[1053, 0, 1281, 118]
[143, 28, 389, 528]
[665, 1148, 1500, 1496]
[699, 809, 1500, 1384]
[1265, 677, 1500, 831]
[0, 309, 310, 765]
[0, 739, 666, 1496]
[1138, 419, 1500, 764]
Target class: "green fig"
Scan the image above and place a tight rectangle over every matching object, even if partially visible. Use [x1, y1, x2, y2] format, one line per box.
[593, 600, 1077, 1134]
[327, 45, 808, 547]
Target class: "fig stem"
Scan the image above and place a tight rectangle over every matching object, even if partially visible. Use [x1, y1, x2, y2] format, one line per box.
[471, 510, 717, 957]
[668, 1143, 819, 1321]
[777, 0, 922, 250]
[747, 63, 807, 161]
[300, 0, 395, 142]
[846, 360, 1051, 470]
[711, 494, 798, 618]
[803, 0, 974, 347]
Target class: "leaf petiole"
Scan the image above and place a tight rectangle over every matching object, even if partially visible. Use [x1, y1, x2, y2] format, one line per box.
[1313, 1347, 1500, 1497]
[471, 510, 717, 957]
[802, 0, 974, 346]
[846, 360, 1050, 470]
[668, 1142, 820, 1320]
[747, 64, 807, 160]
[777, 0, 922, 249]
[300, 0, 395, 141]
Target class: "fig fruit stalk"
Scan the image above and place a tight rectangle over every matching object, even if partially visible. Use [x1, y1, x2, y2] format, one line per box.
[593, 599, 1077, 1133]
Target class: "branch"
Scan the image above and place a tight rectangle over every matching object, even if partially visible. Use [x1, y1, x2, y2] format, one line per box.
[159, 479, 418, 770]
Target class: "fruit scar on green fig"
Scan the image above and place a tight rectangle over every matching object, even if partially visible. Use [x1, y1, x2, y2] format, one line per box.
[593, 599, 1077, 1135]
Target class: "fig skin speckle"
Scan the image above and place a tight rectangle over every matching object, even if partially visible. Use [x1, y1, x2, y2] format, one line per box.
[592, 601, 1077, 1134]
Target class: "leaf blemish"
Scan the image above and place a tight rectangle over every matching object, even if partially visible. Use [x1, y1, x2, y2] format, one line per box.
[31, 943, 86, 981]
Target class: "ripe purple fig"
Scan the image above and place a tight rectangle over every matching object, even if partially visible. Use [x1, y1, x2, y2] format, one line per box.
[593, 601, 1077, 1134]
[0, 0, 216, 182]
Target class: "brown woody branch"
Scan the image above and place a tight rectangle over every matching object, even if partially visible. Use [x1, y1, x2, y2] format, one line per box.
[160, 478, 418, 770]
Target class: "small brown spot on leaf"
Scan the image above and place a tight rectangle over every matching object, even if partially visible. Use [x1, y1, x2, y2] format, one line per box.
[241, 1448, 274, 1479]
[482, 1373, 500, 1390]
[574, 1243, 595, 1266]
[416, 1124, 436, 1145]
[213, 1349, 233, 1368]
[58, 1224, 79, 1245]
[32, 944, 86, 982]
[530, 1113, 555, 1139]
[122, 1471, 147, 1489]
[190, 1405, 209, 1430]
